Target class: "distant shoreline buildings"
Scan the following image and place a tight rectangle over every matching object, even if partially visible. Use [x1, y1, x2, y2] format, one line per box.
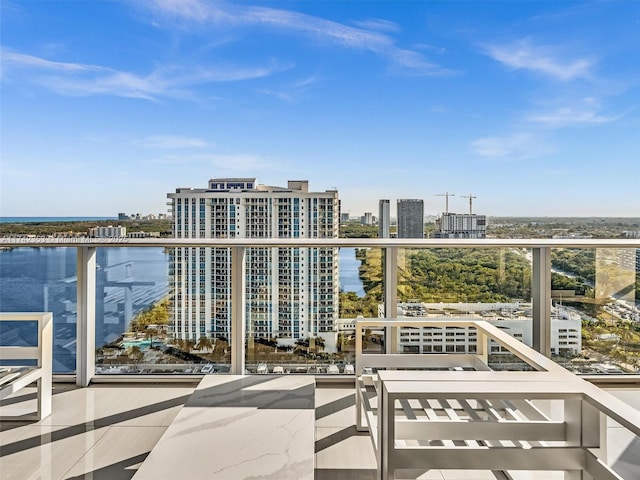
[88, 225, 160, 239]
[118, 213, 169, 221]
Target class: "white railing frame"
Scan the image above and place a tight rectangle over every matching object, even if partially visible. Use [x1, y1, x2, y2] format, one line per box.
[0, 237, 637, 384]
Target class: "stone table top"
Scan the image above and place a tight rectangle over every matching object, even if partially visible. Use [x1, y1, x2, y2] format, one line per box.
[133, 375, 315, 480]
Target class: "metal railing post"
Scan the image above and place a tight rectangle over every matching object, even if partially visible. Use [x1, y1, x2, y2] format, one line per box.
[384, 246, 398, 354]
[231, 246, 246, 375]
[77, 246, 96, 387]
[532, 247, 551, 357]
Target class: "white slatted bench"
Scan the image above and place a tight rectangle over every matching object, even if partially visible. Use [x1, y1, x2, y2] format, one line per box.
[133, 375, 315, 480]
[0, 312, 52, 421]
[353, 319, 640, 480]
[375, 372, 599, 480]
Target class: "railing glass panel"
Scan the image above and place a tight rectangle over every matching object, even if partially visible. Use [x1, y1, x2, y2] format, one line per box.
[552, 247, 639, 374]
[243, 246, 366, 374]
[394, 247, 533, 365]
[0, 247, 77, 373]
[1, 239, 637, 378]
[95, 246, 234, 375]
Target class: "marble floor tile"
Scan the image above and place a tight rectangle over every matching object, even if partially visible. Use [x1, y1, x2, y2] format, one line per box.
[63, 426, 168, 479]
[38, 385, 193, 428]
[315, 426, 376, 469]
[0, 424, 109, 480]
[315, 387, 357, 428]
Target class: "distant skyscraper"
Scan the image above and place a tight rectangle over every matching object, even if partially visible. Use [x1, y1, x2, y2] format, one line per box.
[398, 199, 424, 238]
[379, 200, 390, 238]
[167, 178, 339, 344]
[362, 212, 373, 225]
[397, 199, 424, 238]
[433, 213, 487, 239]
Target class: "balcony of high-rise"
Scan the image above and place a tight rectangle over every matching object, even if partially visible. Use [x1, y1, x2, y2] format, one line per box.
[1, 235, 640, 479]
[3, 0, 640, 478]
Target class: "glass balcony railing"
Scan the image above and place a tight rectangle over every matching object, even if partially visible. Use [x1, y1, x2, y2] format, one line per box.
[0, 237, 638, 384]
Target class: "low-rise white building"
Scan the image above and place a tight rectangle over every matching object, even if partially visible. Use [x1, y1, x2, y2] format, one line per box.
[89, 225, 127, 238]
[394, 302, 581, 356]
[354, 302, 582, 356]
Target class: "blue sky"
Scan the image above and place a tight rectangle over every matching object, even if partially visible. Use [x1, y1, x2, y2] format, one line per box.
[1, 0, 639, 217]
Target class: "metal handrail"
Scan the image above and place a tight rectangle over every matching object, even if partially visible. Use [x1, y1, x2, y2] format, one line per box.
[1, 236, 638, 248]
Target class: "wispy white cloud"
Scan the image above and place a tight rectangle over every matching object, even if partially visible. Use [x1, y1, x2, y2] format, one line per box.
[137, 135, 209, 148]
[1, 48, 284, 100]
[414, 43, 447, 55]
[2, 50, 108, 73]
[390, 49, 448, 76]
[293, 75, 320, 89]
[352, 18, 401, 33]
[484, 38, 595, 81]
[471, 133, 553, 160]
[257, 74, 320, 102]
[527, 107, 617, 127]
[526, 96, 620, 127]
[257, 88, 294, 102]
[139, 0, 452, 76]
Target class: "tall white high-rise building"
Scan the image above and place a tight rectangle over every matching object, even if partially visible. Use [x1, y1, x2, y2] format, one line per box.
[167, 178, 339, 345]
[378, 199, 390, 238]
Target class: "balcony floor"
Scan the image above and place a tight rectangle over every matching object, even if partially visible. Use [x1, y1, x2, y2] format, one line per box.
[1, 382, 639, 480]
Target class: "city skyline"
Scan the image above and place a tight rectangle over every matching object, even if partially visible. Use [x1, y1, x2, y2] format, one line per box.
[2, 1, 639, 217]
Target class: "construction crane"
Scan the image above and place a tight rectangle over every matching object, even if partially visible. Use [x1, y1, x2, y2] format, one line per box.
[435, 192, 455, 214]
[460, 194, 477, 214]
